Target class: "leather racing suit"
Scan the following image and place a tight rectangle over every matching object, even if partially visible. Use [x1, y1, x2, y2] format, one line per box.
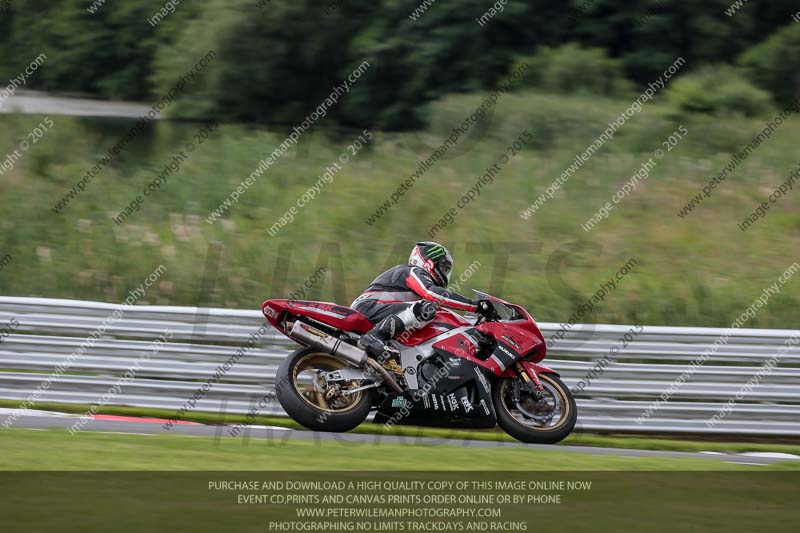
[351, 265, 479, 358]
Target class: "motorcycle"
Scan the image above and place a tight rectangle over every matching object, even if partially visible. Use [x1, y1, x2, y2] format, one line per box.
[262, 290, 577, 444]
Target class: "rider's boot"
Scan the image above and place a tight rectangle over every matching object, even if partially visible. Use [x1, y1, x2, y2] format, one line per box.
[358, 302, 436, 375]
[358, 315, 404, 371]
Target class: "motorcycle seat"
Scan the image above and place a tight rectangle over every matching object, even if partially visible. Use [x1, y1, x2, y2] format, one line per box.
[284, 300, 374, 333]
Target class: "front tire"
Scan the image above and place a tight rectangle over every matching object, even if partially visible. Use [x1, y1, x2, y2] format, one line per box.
[276, 347, 375, 432]
[493, 373, 577, 444]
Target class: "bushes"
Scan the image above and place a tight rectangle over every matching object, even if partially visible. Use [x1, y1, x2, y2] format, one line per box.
[0, 0, 198, 100]
[739, 23, 800, 106]
[4, 108, 800, 327]
[665, 65, 773, 117]
[511, 43, 634, 97]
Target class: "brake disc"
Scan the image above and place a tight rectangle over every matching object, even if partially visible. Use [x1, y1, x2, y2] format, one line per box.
[514, 383, 559, 424]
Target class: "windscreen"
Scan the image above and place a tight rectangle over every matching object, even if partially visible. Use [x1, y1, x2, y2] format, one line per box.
[472, 289, 516, 320]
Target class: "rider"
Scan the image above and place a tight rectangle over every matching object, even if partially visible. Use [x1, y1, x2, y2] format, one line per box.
[352, 242, 491, 360]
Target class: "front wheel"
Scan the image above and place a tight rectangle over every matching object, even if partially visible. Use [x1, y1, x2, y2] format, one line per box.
[276, 347, 376, 432]
[493, 373, 577, 444]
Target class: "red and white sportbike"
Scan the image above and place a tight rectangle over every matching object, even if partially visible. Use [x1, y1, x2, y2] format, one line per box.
[262, 291, 577, 444]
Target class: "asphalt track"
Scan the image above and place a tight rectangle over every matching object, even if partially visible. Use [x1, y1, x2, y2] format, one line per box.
[4, 409, 800, 466]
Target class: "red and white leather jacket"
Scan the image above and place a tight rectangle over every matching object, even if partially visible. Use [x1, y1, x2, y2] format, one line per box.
[351, 265, 477, 312]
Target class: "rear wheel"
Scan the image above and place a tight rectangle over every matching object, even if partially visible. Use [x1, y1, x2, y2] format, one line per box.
[276, 347, 375, 432]
[493, 373, 577, 444]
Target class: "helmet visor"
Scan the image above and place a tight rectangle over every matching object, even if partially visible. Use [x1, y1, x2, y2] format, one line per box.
[440, 258, 452, 286]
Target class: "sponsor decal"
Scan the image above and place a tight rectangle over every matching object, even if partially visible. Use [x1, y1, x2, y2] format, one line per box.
[391, 397, 407, 408]
[297, 304, 347, 319]
[263, 306, 278, 319]
[447, 393, 459, 412]
[460, 396, 473, 413]
[422, 394, 430, 409]
[474, 367, 491, 393]
[432, 394, 439, 410]
[498, 344, 517, 359]
[448, 357, 462, 367]
[301, 323, 328, 339]
[528, 366, 543, 390]
[502, 335, 521, 350]
[480, 399, 491, 415]
[440, 395, 448, 411]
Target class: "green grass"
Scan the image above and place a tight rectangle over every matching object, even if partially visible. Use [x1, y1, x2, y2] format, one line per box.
[1, 88, 799, 328]
[4, 429, 798, 533]
[0, 427, 790, 471]
[4, 399, 800, 456]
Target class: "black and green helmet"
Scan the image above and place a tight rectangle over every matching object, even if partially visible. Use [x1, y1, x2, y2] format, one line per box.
[408, 241, 453, 287]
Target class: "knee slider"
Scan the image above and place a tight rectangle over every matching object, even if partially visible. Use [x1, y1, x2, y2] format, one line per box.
[394, 307, 417, 329]
[413, 301, 436, 321]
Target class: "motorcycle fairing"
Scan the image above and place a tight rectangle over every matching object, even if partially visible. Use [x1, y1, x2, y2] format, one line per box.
[399, 308, 473, 346]
[264, 298, 559, 381]
[373, 356, 496, 429]
[262, 299, 374, 334]
[429, 320, 546, 375]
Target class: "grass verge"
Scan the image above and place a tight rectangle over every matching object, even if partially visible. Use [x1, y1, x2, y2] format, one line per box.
[2, 399, 799, 456]
[0, 428, 789, 471]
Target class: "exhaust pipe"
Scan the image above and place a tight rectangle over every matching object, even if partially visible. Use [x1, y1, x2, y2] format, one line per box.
[289, 321, 367, 367]
[365, 358, 404, 394]
[288, 321, 403, 394]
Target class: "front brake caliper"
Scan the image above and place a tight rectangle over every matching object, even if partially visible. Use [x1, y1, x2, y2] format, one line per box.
[511, 380, 521, 403]
[516, 379, 542, 403]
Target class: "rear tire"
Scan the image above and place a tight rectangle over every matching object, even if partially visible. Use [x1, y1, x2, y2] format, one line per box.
[493, 373, 577, 444]
[276, 347, 375, 432]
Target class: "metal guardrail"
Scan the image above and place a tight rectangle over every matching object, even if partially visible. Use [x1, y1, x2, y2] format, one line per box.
[1, 297, 798, 436]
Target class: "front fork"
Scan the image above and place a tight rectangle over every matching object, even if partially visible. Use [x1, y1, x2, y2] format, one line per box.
[508, 362, 545, 404]
[516, 361, 544, 392]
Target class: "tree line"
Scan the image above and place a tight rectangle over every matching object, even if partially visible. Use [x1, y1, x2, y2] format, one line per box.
[1, 0, 798, 129]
